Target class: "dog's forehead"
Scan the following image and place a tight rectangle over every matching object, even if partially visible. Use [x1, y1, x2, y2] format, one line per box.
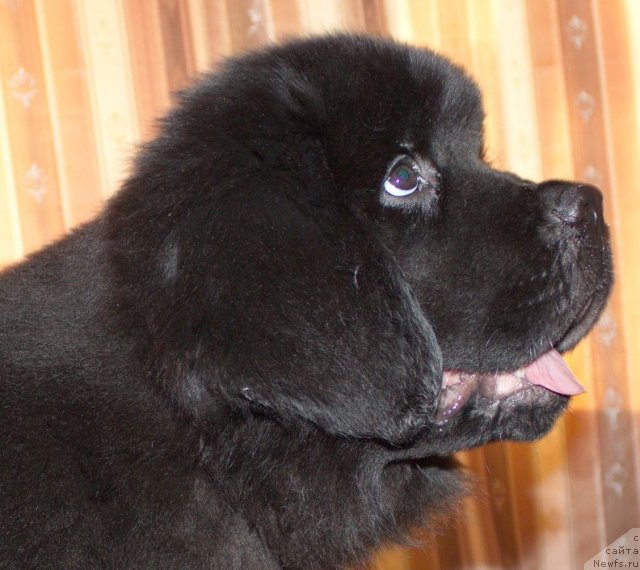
[290, 36, 486, 158]
[276, 37, 480, 112]
[395, 50, 485, 154]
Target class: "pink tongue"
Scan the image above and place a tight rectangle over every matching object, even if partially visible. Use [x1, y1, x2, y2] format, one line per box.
[525, 350, 585, 395]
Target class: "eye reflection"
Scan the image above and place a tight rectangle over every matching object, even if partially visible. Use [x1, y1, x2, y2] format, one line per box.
[384, 161, 419, 196]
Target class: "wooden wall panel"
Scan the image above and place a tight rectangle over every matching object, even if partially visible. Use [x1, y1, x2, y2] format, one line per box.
[1, 1, 638, 568]
[0, 84, 22, 266]
[34, 0, 103, 227]
[0, 0, 65, 253]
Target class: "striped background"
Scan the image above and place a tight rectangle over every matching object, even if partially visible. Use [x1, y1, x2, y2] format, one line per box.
[1, 1, 638, 568]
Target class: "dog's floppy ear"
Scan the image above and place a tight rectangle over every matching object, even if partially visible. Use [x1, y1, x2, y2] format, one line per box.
[106, 63, 442, 446]
[178, 192, 441, 444]
[228, 195, 444, 444]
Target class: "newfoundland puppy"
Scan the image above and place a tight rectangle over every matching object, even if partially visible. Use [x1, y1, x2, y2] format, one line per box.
[0, 35, 612, 568]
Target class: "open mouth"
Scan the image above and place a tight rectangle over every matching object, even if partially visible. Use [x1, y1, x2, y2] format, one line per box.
[435, 349, 584, 423]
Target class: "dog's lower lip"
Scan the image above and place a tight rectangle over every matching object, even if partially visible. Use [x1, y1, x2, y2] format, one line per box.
[435, 349, 584, 423]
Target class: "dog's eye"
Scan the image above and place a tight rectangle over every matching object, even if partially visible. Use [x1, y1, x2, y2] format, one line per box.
[384, 161, 419, 196]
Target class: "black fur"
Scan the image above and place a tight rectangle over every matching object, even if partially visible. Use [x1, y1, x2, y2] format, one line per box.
[0, 35, 612, 568]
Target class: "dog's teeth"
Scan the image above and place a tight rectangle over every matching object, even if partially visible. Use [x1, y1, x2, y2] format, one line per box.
[494, 374, 524, 396]
[514, 368, 526, 380]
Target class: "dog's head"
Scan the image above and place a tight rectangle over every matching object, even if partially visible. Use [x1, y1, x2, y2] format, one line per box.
[107, 35, 612, 453]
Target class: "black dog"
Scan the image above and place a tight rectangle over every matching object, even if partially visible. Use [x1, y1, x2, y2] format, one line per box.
[0, 35, 612, 569]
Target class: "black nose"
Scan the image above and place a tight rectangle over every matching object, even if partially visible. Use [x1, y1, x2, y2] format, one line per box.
[540, 182, 604, 235]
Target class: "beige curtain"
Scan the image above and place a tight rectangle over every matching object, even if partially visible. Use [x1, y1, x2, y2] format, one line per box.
[1, 1, 638, 568]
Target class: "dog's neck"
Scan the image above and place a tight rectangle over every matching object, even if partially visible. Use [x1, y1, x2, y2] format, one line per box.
[195, 409, 461, 569]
